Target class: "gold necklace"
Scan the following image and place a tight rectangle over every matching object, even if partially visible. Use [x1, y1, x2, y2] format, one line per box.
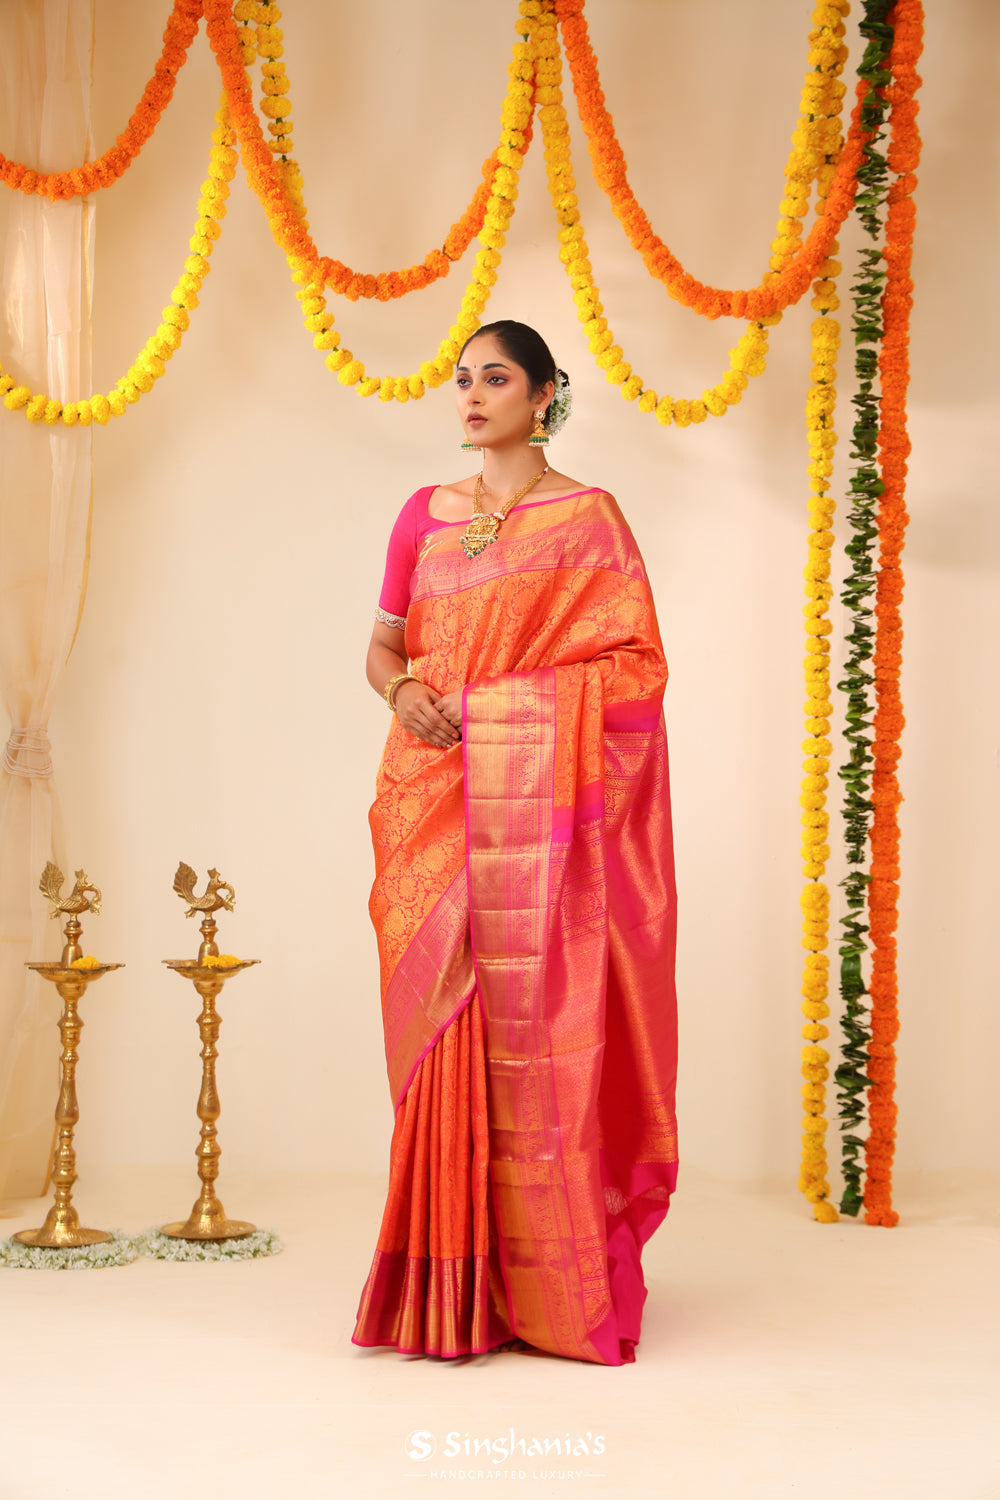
[459, 466, 548, 559]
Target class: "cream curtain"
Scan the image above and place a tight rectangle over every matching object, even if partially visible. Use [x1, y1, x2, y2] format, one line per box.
[0, 0, 95, 1206]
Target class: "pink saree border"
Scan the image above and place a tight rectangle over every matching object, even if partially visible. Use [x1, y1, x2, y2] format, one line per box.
[603, 698, 663, 732]
[412, 491, 650, 608]
[381, 869, 475, 1110]
[463, 668, 613, 1364]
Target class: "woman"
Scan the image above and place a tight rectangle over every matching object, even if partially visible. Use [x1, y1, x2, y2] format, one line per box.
[353, 321, 678, 1365]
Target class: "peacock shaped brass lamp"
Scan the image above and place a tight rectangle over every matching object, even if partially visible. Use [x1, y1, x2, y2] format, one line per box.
[14, 864, 123, 1250]
[161, 863, 259, 1241]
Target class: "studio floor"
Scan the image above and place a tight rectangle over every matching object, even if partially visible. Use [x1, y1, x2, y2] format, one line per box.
[1, 1164, 997, 1500]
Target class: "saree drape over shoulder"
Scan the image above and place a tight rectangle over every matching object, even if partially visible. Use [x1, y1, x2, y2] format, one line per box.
[353, 489, 678, 1366]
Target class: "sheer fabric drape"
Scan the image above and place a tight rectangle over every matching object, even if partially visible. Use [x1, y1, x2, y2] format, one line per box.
[0, 0, 95, 1206]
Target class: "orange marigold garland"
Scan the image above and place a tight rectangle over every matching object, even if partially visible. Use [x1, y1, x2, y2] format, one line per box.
[553, 0, 866, 322]
[0, 100, 237, 424]
[863, 0, 923, 1229]
[536, 0, 848, 426]
[211, 0, 519, 302]
[0, 0, 202, 201]
[259, 0, 515, 301]
[202, 0, 540, 399]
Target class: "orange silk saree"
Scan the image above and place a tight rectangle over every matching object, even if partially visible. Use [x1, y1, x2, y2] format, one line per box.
[353, 488, 678, 1365]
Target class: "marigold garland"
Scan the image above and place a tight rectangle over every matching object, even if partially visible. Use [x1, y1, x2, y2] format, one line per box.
[0, 0, 537, 415]
[534, 10, 752, 424]
[834, 0, 896, 1218]
[553, 0, 867, 323]
[536, 3, 848, 428]
[250, 2, 309, 231]
[795, 6, 853, 1228]
[0, 0, 502, 300]
[202, 0, 539, 400]
[0, 0, 202, 201]
[863, 0, 923, 1230]
[238, 0, 512, 302]
[0, 101, 237, 424]
[0, 0, 875, 427]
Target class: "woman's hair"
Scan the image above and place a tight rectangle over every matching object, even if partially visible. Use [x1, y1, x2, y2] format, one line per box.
[458, 320, 569, 431]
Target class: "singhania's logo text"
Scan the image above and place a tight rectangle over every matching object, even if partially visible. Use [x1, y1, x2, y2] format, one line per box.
[405, 1430, 606, 1465]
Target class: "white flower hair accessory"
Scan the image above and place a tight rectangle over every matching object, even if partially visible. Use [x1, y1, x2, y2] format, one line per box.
[546, 369, 572, 437]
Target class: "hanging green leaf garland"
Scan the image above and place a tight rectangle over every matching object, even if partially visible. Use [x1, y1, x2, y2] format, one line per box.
[835, 0, 894, 1216]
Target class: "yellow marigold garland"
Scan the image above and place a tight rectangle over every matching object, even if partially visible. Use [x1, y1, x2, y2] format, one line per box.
[224, 0, 517, 302]
[0, 0, 850, 427]
[250, 2, 309, 228]
[795, 323, 843, 1218]
[233, 0, 258, 66]
[271, 2, 540, 400]
[795, 6, 852, 1226]
[0, 100, 238, 425]
[0, 0, 536, 421]
[535, 0, 848, 426]
[555, 0, 866, 322]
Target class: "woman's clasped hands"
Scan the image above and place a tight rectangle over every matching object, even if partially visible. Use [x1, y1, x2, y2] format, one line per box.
[395, 681, 463, 750]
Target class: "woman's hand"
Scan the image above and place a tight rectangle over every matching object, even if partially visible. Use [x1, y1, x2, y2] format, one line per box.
[434, 690, 464, 731]
[395, 680, 461, 749]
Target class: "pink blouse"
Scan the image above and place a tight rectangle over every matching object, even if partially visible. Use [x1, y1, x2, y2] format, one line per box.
[376, 486, 446, 628]
[376, 484, 604, 628]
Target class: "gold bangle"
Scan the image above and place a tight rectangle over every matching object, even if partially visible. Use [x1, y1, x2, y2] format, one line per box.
[384, 673, 420, 712]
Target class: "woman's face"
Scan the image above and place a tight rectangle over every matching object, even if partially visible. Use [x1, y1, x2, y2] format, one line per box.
[455, 334, 551, 450]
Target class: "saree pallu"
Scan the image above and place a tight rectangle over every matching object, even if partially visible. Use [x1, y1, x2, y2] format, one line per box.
[353, 489, 678, 1365]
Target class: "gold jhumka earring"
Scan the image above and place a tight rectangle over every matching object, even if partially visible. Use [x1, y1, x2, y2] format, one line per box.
[528, 412, 549, 446]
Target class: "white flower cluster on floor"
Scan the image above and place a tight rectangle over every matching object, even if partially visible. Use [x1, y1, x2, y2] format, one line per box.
[136, 1227, 282, 1262]
[0, 1230, 139, 1270]
[0, 1226, 283, 1269]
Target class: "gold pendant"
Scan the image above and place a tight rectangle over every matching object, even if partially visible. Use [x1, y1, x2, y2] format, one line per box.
[460, 512, 501, 559]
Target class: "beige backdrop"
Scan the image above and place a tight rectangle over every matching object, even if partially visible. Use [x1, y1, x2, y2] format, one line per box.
[2, 0, 995, 1192]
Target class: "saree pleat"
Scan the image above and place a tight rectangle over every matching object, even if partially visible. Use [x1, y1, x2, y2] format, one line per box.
[353, 997, 511, 1356]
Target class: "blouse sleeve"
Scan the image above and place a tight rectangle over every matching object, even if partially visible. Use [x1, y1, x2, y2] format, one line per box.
[376, 488, 433, 629]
